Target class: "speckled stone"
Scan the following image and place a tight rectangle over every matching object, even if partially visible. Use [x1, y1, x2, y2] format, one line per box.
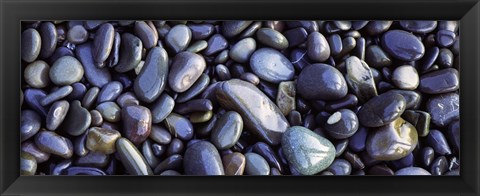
[281, 126, 335, 175]
[49, 56, 84, 86]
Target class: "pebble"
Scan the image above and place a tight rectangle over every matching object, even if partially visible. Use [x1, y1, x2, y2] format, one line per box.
[174, 98, 213, 114]
[222, 152, 246, 175]
[426, 129, 452, 155]
[447, 120, 460, 153]
[114, 33, 143, 73]
[96, 101, 121, 123]
[249, 48, 295, 83]
[24, 89, 48, 117]
[116, 138, 153, 175]
[211, 111, 243, 150]
[437, 48, 454, 68]
[75, 43, 112, 87]
[365, 21, 392, 35]
[40, 85, 73, 106]
[176, 73, 210, 103]
[166, 138, 184, 156]
[90, 110, 103, 126]
[345, 56, 378, 102]
[153, 154, 183, 174]
[62, 167, 106, 175]
[21, 152, 37, 175]
[328, 34, 343, 56]
[357, 92, 406, 127]
[92, 23, 115, 67]
[395, 167, 431, 175]
[281, 126, 335, 175]
[391, 65, 419, 90]
[75, 151, 110, 168]
[324, 109, 359, 139]
[21, 141, 50, 163]
[188, 23, 214, 40]
[426, 93, 459, 127]
[284, 27, 308, 47]
[21, 110, 41, 141]
[168, 51, 206, 93]
[240, 72, 260, 85]
[381, 30, 425, 61]
[165, 24, 192, 53]
[419, 68, 459, 94]
[49, 56, 84, 86]
[222, 21, 253, 38]
[307, 32, 330, 62]
[436, 30, 456, 47]
[142, 140, 160, 168]
[116, 92, 140, 108]
[46, 100, 70, 130]
[421, 47, 440, 72]
[186, 40, 208, 53]
[134, 21, 158, 49]
[244, 152, 270, 175]
[134, 47, 169, 103]
[34, 130, 73, 159]
[216, 79, 289, 145]
[296, 63, 348, 100]
[399, 21, 437, 33]
[122, 105, 152, 145]
[430, 156, 448, 175]
[82, 87, 100, 109]
[149, 125, 172, 145]
[327, 159, 352, 175]
[150, 93, 175, 123]
[67, 25, 88, 44]
[190, 110, 213, 123]
[164, 113, 194, 141]
[366, 117, 418, 161]
[59, 100, 91, 136]
[365, 45, 392, 68]
[24, 61, 50, 88]
[183, 141, 225, 175]
[229, 38, 256, 63]
[204, 34, 228, 56]
[97, 81, 123, 104]
[276, 81, 296, 116]
[256, 28, 288, 50]
[86, 127, 121, 154]
[420, 147, 435, 167]
[402, 110, 431, 137]
[39, 22, 58, 59]
[22, 28, 41, 63]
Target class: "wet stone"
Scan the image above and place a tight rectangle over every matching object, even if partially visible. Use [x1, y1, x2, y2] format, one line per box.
[426, 93, 459, 127]
[114, 33, 143, 73]
[21, 152, 37, 175]
[41, 85, 73, 106]
[150, 93, 175, 123]
[82, 87, 100, 109]
[67, 25, 88, 44]
[96, 101, 121, 123]
[222, 152, 246, 175]
[75, 43, 112, 88]
[188, 23, 214, 40]
[402, 110, 431, 137]
[436, 30, 456, 47]
[216, 79, 290, 145]
[134, 21, 158, 49]
[24, 89, 49, 117]
[229, 38, 256, 63]
[307, 32, 330, 62]
[296, 63, 348, 100]
[284, 27, 308, 47]
[381, 30, 425, 61]
[60, 100, 92, 136]
[391, 65, 419, 90]
[426, 129, 452, 155]
[122, 105, 152, 145]
[90, 110, 103, 127]
[211, 111, 243, 150]
[281, 126, 335, 175]
[46, 100, 70, 131]
[245, 152, 270, 175]
[134, 47, 169, 103]
[327, 159, 352, 175]
[249, 48, 294, 83]
[176, 73, 210, 103]
[92, 23, 115, 67]
[165, 24, 192, 54]
[324, 109, 359, 139]
[168, 51, 206, 93]
[345, 56, 378, 103]
[34, 130, 74, 159]
[149, 125, 172, 145]
[184, 141, 225, 175]
[24, 61, 50, 88]
[97, 81, 123, 104]
[365, 45, 392, 68]
[419, 68, 459, 94]
[256, 28, 288, 50]
[116, 138, 153, 175]
[366, 118, 418, 161]
[21, 141, 50, 164]
[399, 21, 437, 33]
[357, 92, 406, 127]
[22, 28, 41, 63]
[21, 110, 42, 142]
[49, 56, 84, 86]
[222, 21, 253, 38]
[395, 167, 431, 175]
[164, 113, 194, 141]
[276, 81, 296, 116]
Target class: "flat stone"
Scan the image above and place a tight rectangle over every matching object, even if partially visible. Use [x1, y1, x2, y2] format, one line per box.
[49, 56, 84, 86]
[97, 81, 123, 104]
[165, 24, 192, 54]
[211, 111, 243, 150]
[134, 21, 158, 49]
[21, 28, 41, 63]
[216, 79, 290, 145]
[149, 125, 172, 145]
[222, 21, 253, 38]
[46, 100, 69, 131]
[92, 23, 115, 67]
[256, 28, 288, 50]
[381, 30, 425, 61]
[34, 130, 73, 159]
[176, 73, 210, 103]
[296, 63, 348, 100]
[24, 61, 50, 88]
[150, 93, 175, 123]
[250, 48, 295, 83]
[168, 51, 206, 93]
[419, 68, 459, 94]
[134, 47, 169, 103]
[40, 85, 73, 106]
[204, 34, 228, 56]
[59, 100, 91, 136]
[244, 152, 270, 175]
[357, 92, 406, 127]
[229, 38, 256, 63]
[426, 93, 459, 127]
[96, 101, 121, 123]
[399, 21, 437, 33]
[75, 43, 112, 87]
[114, 33, 143, 73]
[183, 141, 225, 175]
[21, 110, 42, 141]
[281, 126, 335, 175]
[164, 113, 194, 141]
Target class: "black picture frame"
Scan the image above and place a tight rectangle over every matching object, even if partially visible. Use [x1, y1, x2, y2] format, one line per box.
[1, 0, 479, 195]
